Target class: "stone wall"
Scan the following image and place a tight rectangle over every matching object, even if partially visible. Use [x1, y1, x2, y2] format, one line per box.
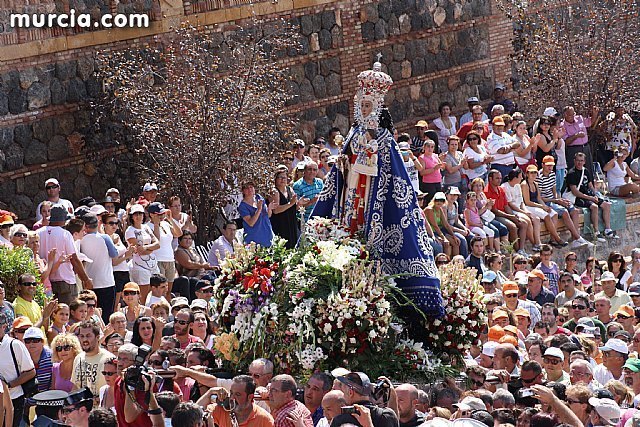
[0, 0, 513, 219]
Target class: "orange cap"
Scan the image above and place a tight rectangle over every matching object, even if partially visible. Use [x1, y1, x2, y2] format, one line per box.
[526, 164, 538, 173]
[502, 281, 519, 295]
[615, 305, 635, 319]
[543, 155, 556, 166]
[528, 269, 546, 281]
[492, 309, 509, 321]
[492, 117, 506, 126]
[499, 335, 519, 346]
[12, 316, 33, 330]
[123, 282, 140, 293]
[504, 325, 519, 336]
[514, 308, 530, 318]
[488, 325, 505, 342]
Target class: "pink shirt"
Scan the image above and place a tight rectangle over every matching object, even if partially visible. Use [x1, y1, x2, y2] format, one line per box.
[562, 115, 591, 147]
[420, 153, 442, 183]
[37, 226, 77, 284]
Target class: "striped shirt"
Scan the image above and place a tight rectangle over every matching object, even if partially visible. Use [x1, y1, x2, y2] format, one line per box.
[537, 171, 556, 200]
[36, 346, 53, 391]
[293, 178, 324, 220]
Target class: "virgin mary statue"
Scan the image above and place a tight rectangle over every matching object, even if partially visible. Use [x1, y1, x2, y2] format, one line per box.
[311, 60, 444, 318]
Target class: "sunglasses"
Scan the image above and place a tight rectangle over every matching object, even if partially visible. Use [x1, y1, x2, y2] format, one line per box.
[521, 375, 539, 384]
[102, 371, 117, 377]
[123, 291, 139, 296]
[175, 319, 190, 325]
[24, 338, 42, 344]
[470, 379, 485, 387]
[0, 224, 12, 229]
[566, 399, 584, 404]
[14, 328, 29, 334]
[150, 360, 164, 366]
[13, 232, 27, 238]
[106, 221, 119, 226]
[61, 406, 77, 414]
[566, 258, 577, 261]
[467, 137, 479, 141]
[46, 185, 60, 190]
[198, 288, 213, 293]
[86, 303, 96, 308]
[284, 157, 294, 161]
[515, 261, 527, 265]
[544, 357, 562, 365]
[251, 372, 271, 379]
[608, 331, 620, 337]
[20, 282, 37, 287]
[572, 305, 587, 310]
[56, 345, 73, 352]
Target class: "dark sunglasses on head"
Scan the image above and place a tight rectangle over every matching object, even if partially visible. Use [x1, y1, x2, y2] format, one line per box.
[123, 291, 139, 296]
[150, 360, 163, 366]
[56, 345, 73, 352]
[467, 137, 479, 141]
[470, 379, 484, 387]
[608, 331, 620, 337]
[20, 282, 37, 287]
[521, 375, 539, 384]
[566, 257, 577, 261]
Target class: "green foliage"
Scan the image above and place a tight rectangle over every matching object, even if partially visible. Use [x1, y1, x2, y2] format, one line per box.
[0, 247, 44, 304]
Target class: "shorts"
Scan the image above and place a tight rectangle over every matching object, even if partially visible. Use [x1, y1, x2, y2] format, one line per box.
[609, 186, 622, 196]
[51, 280, 78, 305]
[546, 201, 574, 217]
[525, 206, 553, 220]
[113, 271, 130, 293]
[130, 265, 159, 286]
[158, 261, 177, 281]
[575, 197, 605, 208]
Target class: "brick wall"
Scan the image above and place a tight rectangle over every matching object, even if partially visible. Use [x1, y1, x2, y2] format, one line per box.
[0, 0, 513, 219]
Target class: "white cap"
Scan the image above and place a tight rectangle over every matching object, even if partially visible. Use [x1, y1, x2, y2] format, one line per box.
[600, 271, 618, 283]
[543, 107, 558, 116]
[44, 178, 59, 187]
[129, 204, 145, 214]
[453, 397, 486, 412]
[106, 188, 120, 195]
[190, 299, 208, 310]
[331, 367, 350, 378]
[544, 347, 565, 361]
[467, 97, 480, 103]
[24, 327, 45, 341]
[90, 205, 107, 215]
[599, 338, 629, 355]
[482, 341, 497, 357]
[452, 418, 489, 427]
[588, 398, 620, 426]
[143, 182, 158, 192]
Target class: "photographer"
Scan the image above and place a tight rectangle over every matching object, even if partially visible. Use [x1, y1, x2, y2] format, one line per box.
[112, 343, 175, 427]
[196, 375, 273, 426]
[331, 372, 398, 427]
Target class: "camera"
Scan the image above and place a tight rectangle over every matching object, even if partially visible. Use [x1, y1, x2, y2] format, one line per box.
[124, 344, 152, 391]
[518, 388, 535, 398]
[372, 379, 391, 402]
[341, 406, 359, 415]
[295, 388, 305, 403]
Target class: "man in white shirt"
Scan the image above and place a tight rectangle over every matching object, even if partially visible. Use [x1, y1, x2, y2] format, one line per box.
[487, 116, 520, 178]
[79, 212, 118, 323]
[594, 338, 627, 386]
[459, 97, 488, 125]
[208, 222, 237, 268]
[0, 312, 36, 427]
[37, 207, 93, 304]
[35, 178, 74, 221]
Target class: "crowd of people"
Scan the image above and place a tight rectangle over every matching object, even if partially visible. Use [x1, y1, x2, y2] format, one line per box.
[0, 83, 639, 427]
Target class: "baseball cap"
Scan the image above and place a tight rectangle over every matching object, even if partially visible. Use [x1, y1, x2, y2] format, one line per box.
[194, 280, 213, 292]
[492, 117, 505, 126]
[492, 309, 509, 321]
[499, 335, 518, 346]
[336, 372, 372, 396]
[467, 97, 480, 104]
[623, 358, 640, 373]
[447, 186, 461, 196]
[503, 325, 518, 336]
[514, 271, 529, 285]
[482, 341, 497, 357]
[544, 347, 565, 361]
[453, 396, 485, 411]
[148, 202, 169, 215]
[481, 271, 497, 283]
[293, 138, 305, 148]
[44, 178, 59, 187]
[89, 205, 107, 216]
[542, 155, 556, 165]
[24, 327, 45, 341]
[398, 141, 411, 150]
[588, 398, 620, 426]
[488, 325, 505, 342]
[190, 299, 209, 311]
[171, 297, 189, 310]
[614, 305, 634, 319]
[576, 317, 596, 328]
[526, 164, 538, 173]
[106, 188, 120, 195]
[129, 204, 145, 214]
[528, 269, 545, 281]
[600, 271, 618, 283]
[433, 192, 446, 201]
[331, 367, 350, 378]
[614, 331, 632, 341]
[415, 120, 428, 128]
[0, 212, 14, 226]
[13, 316, 33, 330]
[599, 338, 629, 355]
[543, 107, 558, 117]
[495, 83, 506, 90]
[123, 282, 140, 293]
[514, 308, 530, 318]
[143, 182, 158, 192]
[628, 283, 640, 296]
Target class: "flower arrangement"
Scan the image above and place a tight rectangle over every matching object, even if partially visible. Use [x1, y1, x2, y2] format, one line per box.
[422, 262, 487, 363]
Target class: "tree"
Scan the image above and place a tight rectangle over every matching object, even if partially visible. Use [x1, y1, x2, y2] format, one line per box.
[94, 19, 300, 242]
[497, 0, 640, 115]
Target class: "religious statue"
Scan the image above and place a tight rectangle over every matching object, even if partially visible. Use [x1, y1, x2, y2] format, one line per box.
[311, 58, 444, 318]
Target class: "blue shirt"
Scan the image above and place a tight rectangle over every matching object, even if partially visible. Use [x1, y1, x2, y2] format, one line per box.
[293, 178, 324, 220]
[238, 195, 274, 247]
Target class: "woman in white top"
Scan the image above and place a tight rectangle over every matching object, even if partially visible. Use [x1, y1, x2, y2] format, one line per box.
[513, 121, 537, 171]
[102, 212, 134, 314]
[462, 131, 492, 183]
[125, 204, 160, 302]
[430, 102, 457, 153]
[604, 146, 640, 197]
[501, 168, 540, 252]
[147, 202, 182, 298]
[167, 195, 197, 250]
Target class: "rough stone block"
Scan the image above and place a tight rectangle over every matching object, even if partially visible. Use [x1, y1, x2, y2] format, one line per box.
[28, 82, 51, 110]
[55, 115, 75, 136]
[55, 61, 77, 81]
[76, 57, 95, 80]
[361, 4, 378, 23]
[318, 29, 332, 50]
[326, 73, 341, 97]
[321, 11, 336, 30]
[33, 118, 54, 143]
[0, 93, 8, 116]
[361, 22, 375, 43]
[310, 33, 320, 51]
[8, 88, 28, 114]
[4, 143, 24, 171]
[299, 80, 315, 102]
[411, 57, 426, 77]
[374, 20, 388, 40]
[24, 140, 48, 165]
[388, 15, 400, 36]
[67, 78, 87, 103]
[50, 78, 67, 105]
[433, 6, 446, 27]
[401, 60, 412, 79]
[393, 44, 406, 61]
[19, 69, 39, 90]
[399, 14, 412, 34]
[10, 195, 34, 221]
[312, 75, 327, 98]
[48, 135, 69, 161]
[304, 62, 318, 81]
[378, 0, 392, 21]
[14, 125, 32, 148]
[0, 127, 13, 150]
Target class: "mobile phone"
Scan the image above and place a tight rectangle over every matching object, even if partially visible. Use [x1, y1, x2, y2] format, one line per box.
[341, 406, 359, 415]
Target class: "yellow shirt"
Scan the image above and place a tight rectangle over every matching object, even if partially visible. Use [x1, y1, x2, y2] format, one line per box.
[13, 296, 42, 325]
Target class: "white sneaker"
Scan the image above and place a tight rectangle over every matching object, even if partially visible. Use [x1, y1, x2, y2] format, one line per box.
[594, 233, 606, 243]
[570, 238, 587, 249]
[517, 249, 530, 258]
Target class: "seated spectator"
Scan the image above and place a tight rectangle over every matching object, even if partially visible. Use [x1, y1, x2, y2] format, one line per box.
[501, 168, 540, 252]
[604, 146, 640, 196]
[522, 166, 567, 248]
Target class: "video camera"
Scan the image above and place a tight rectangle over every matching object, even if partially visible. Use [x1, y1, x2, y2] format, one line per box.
[124, 344, 153, 391]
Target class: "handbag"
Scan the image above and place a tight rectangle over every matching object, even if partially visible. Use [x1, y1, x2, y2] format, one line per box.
[481, 209, 496, 223]
[9, 338, 39, 397]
